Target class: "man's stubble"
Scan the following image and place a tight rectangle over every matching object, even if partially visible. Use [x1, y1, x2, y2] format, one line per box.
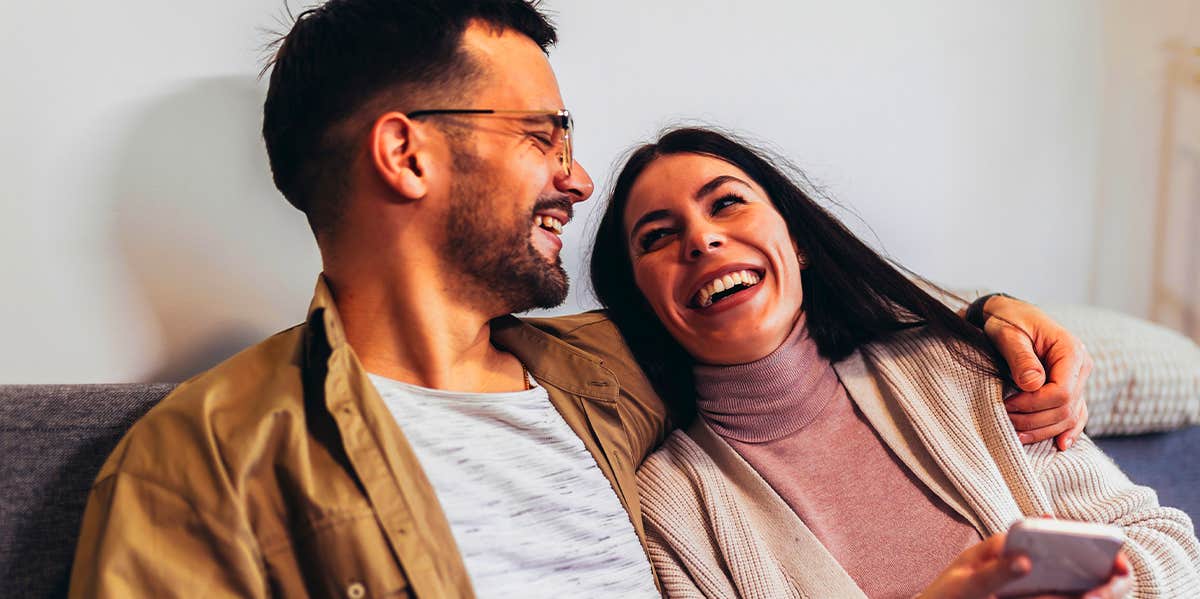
[442, 139, 570, 314]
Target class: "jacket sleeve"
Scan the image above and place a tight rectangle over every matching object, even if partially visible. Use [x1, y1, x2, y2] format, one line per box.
[1031, 435, 1200, 597]
[69, 471, 267, 599]
[526, 312, 670, 463]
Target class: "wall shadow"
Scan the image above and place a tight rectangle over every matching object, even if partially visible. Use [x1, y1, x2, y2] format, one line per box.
[108, 76, 320, 382]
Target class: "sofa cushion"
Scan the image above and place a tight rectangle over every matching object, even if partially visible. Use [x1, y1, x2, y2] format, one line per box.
[1044, 305, 1200, 436]
[0, 384, 173, 598]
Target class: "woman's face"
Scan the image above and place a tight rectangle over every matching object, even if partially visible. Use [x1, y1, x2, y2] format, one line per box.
[623, 153, 806, 365]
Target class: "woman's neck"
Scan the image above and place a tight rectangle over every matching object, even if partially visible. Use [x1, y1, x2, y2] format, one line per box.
[693, 314, 843, 443]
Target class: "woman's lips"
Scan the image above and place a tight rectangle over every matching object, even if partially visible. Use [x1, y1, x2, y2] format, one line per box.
[687, 271, 766, 314]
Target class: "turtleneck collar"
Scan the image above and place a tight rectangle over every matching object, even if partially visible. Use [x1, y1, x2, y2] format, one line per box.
[693, 313, 844, 443]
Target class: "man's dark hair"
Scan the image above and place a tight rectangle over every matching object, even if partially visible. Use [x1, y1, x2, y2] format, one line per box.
[262, 0, 556, 236]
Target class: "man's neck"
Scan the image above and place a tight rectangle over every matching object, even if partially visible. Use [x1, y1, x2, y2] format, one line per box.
[322, 265, 526, 394]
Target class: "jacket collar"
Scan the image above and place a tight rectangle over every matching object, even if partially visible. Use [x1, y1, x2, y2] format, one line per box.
[491, 315, 620, 402]
[303, 276, 619, 400]
[304, 275, 349, 354]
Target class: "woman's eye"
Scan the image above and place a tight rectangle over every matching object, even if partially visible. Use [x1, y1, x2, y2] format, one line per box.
[712, 194, 745, 214]
[638, 228, 674, 252]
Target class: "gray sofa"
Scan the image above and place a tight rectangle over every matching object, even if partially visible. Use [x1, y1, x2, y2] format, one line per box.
[2, 384, 1198, 598]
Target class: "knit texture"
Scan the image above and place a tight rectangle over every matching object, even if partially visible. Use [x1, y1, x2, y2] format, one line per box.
[693, 320, 981, 597]
[694, 317, 840, 443]
[1042, 304, 1200, 435]
[639, 328, 1200, 598]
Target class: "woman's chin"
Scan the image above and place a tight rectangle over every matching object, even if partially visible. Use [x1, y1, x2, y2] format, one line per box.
[677, 294, 801, 364]
[688, 337, 777, 365]
[680, 317, 786, 364]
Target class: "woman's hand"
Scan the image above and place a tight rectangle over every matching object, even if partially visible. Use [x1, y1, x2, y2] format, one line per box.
[1075, 552, 1133, 599]
[920, 535, 1132, 599]
[919, 534, 1030, 599]
[975, 295, 1093, 450]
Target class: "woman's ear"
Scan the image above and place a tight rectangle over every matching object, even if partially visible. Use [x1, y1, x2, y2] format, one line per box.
[370, 112, 429, 201]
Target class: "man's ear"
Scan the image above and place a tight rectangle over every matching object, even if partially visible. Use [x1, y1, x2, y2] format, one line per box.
[370, 112, 430, 201]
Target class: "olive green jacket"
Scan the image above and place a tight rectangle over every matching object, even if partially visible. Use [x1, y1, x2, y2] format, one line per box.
[68, 278, 668, 598]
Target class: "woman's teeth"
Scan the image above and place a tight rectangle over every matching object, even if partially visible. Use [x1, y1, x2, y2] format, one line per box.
[535, 215, 564, 235]
[695, 269, 761, 308]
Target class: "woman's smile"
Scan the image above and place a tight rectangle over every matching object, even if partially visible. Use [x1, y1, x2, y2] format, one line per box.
[622, 153, 806, 364]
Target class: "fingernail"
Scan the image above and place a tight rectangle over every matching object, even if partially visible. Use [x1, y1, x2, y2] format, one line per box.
[1018, 433, 1033, 443]
[1011, 556, 1030, 574]
[1019, 370, 1041, 386]
[1064, 437, 1075, 449]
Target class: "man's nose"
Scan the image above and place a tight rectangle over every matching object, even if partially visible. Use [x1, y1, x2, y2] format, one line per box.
[555, 159, 594, 203]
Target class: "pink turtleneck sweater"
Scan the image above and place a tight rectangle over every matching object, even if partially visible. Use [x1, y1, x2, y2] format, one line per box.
[693, 317, 981, 598]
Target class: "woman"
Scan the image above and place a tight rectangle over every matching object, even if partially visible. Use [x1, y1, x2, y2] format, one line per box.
[589, 127, 1200, 598]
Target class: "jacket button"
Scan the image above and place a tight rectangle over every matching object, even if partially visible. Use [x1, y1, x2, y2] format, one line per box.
[346, 582, 366, 599]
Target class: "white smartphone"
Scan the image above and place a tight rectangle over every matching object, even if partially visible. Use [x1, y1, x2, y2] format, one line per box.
[997, 518, 1125, 597]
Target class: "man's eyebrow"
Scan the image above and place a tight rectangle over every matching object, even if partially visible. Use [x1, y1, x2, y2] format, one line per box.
[516, 115, 554, 127]
[629, 209, 672, 241]
[694, 174, 749, 199]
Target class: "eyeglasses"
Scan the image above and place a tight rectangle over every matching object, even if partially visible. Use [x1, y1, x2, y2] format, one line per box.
[406, 108, 574, 177]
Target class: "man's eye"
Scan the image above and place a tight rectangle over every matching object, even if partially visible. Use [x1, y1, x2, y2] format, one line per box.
[638, 228, 674, 252]
[712, 194, 745, 214]
[529, 132, 555, 148]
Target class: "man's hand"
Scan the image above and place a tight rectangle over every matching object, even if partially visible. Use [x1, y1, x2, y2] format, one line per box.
[972, 295, 1093, 450]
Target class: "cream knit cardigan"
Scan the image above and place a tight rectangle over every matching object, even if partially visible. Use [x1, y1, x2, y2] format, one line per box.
[638, 329, 1200, 598]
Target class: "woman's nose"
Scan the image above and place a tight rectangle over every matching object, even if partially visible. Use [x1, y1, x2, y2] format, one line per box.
[685, 231, 724, 260]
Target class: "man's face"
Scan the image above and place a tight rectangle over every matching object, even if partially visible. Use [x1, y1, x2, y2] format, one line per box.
[436, 24, 594, 314]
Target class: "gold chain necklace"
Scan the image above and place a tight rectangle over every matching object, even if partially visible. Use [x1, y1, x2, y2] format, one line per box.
[520, 363, 532, 391]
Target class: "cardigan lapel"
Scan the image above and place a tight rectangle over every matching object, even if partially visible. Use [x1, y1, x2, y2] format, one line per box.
[834, 351, 985, 534]
[688, 421, 868, 599]
[850, 338, 1056, 534]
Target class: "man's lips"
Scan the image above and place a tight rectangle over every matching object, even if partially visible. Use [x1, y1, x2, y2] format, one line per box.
[533, 224, 563, 251]
[533, 196, 574, 227]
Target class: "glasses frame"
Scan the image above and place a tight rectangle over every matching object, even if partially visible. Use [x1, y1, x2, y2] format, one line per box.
[406, 108, 573, 176]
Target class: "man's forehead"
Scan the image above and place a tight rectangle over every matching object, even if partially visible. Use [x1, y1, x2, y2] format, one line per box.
[460, 22, 563, 109]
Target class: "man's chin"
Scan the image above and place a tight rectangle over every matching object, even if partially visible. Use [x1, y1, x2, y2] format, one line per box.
[522, 265, 570, 311]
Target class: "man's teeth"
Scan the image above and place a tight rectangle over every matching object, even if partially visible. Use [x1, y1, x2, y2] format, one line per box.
[535, 215, 565, 235]
[695, 270, 761, 308]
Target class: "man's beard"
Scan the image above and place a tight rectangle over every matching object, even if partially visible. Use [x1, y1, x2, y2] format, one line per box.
[442, 148, 570, 314]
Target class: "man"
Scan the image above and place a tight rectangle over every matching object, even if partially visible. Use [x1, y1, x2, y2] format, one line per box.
[69, 1, 1092, 596]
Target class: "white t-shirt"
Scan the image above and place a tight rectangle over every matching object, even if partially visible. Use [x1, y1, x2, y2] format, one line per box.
[368, 373, 658, 598]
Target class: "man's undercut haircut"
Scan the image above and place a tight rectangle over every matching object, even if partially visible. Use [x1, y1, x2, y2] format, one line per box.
[261, 0, 557, 236]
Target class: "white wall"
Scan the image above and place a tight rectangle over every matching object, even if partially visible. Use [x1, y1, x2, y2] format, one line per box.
[1091, 0, 1199, 335]
[1, 1, 1113, 383]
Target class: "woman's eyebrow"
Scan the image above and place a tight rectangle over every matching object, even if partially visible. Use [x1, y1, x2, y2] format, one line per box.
[693, 174, 750, 199]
